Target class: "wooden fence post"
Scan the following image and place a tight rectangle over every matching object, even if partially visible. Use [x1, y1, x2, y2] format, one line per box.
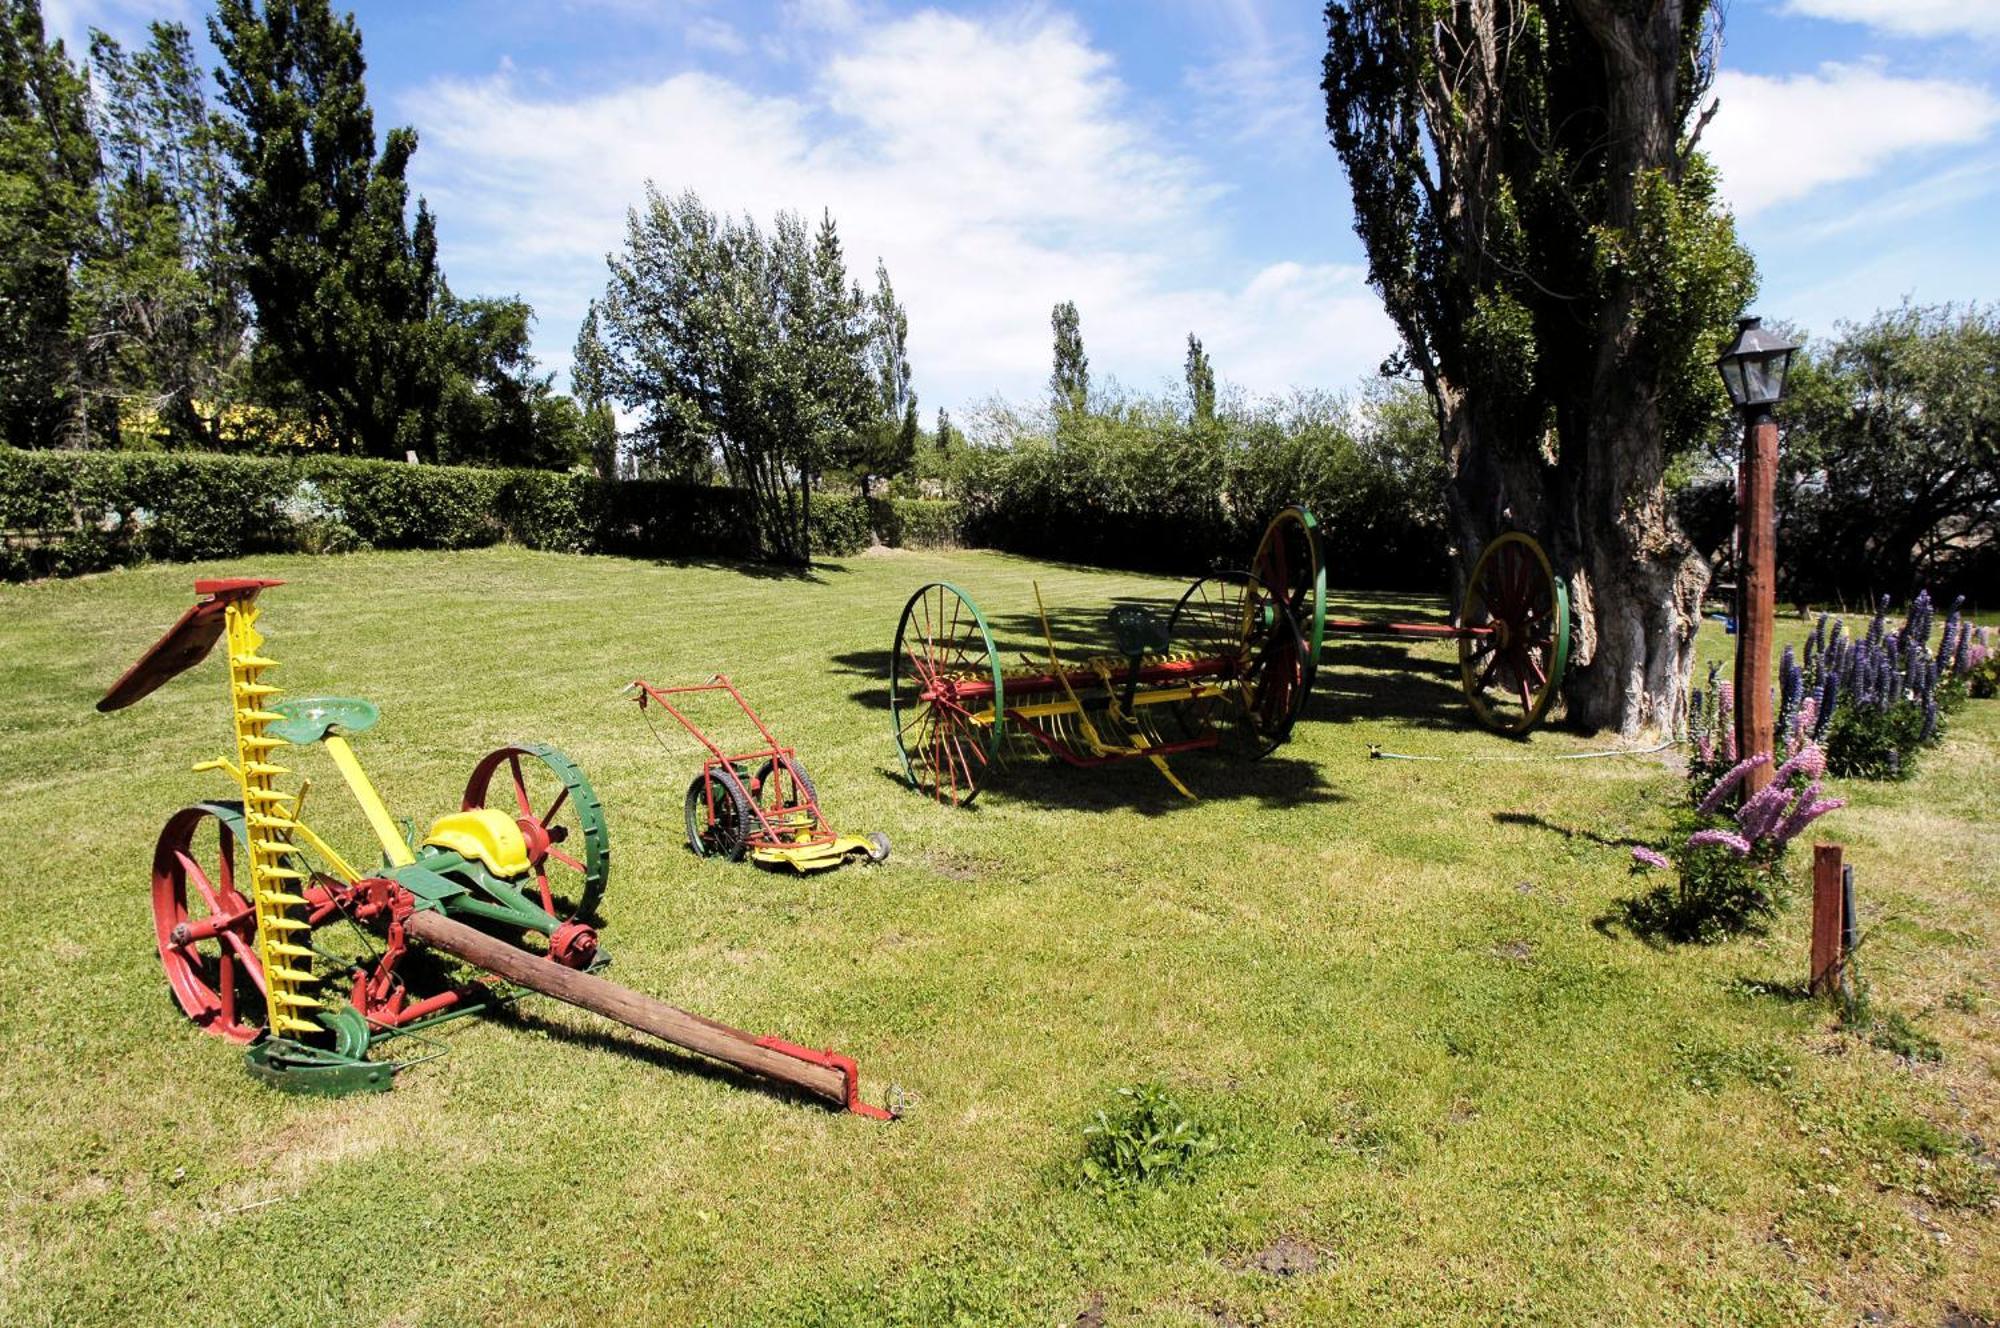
[1810, 843, 1844, 995]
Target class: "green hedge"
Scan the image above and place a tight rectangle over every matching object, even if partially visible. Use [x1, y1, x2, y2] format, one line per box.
[0, 450, 758, 580]
[809, 494, 874, 558]
[868, 497, 961, 549]
[952, 416, 1444, 587]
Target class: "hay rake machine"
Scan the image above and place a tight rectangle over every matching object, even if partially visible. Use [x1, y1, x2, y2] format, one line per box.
[890, 562, 1312, 805]
[1247, 506, 1572, 736]
[99, 577, 894, 1116]
[625, 675, 890, 872]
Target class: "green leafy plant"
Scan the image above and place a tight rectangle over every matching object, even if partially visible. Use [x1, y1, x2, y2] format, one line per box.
[1079, 1083, 1223, 1195]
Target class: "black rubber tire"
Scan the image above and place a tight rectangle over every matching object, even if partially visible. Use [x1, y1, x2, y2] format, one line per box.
[684, 766, 755, 862]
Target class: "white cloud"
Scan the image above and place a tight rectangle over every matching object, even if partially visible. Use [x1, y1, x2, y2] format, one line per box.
[1704, 64, 2000, 216]
[404, 8, 1392, 411]
[1781, 0, 2000, 40]
[41, 0, 194, 49]
[685, 17, 747, 55]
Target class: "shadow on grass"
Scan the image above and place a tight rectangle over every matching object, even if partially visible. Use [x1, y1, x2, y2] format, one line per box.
[491, 1000, 846, 1114]
[639, 554, 850, 585]
[862, 745, 1345, 818]
[1491, 810, 1650, 851]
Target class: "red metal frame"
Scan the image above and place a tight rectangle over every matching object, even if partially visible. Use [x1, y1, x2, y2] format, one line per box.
[1324, 616, 1494, 641]
[628, 676, 840, 852]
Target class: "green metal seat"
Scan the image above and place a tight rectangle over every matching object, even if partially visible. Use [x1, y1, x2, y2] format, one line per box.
[1106, 605, 1171, 660]
[267, 696, 381, 745]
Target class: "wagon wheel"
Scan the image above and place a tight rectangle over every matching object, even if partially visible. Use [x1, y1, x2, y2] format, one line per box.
[1458, 532, 1571, 735]
[153, 804, 266, 1043]
[1169, 570, 1310, 757]
[891, 581, 1002, 806]
[462, 744, 610, 919]
[1250, 505, 1325, 693]
[684, 765, 756, 860]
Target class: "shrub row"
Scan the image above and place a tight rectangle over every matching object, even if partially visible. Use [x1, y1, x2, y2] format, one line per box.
[0, 450, 963, 579]
[953, 426, 1445, 587]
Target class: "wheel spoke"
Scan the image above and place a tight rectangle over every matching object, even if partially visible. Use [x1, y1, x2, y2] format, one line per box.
[507, 755, 533, 817]
[540, 785, 569, 826]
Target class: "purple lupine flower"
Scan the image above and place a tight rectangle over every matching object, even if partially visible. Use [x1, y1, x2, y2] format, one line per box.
[1697, 752, 1771, 814]
[1921, 695, 1939, 743]
[1631, 846, 1670, 871]
[1774, 795, 1846, 847]
[1736, 780, 1796, 843]
[1687, 828, 1753, 857]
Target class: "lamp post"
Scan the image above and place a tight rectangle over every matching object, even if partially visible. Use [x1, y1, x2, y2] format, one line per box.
[1715, 315, 1799, 797]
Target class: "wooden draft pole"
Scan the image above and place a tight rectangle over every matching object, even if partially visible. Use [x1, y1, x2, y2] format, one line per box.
[402, 909, 889, 1115]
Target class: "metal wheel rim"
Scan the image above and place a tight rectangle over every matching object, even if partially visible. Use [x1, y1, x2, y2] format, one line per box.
[1169, 570, 1309, 756]
[1250, 505, 1325, 691]
[462, 743, 610, 919]
[890, 581, 1000, 806]
[1458, 532, 1570, 735]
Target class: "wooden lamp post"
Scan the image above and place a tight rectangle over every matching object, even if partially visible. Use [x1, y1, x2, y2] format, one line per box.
[1715, 316, 1799, 798]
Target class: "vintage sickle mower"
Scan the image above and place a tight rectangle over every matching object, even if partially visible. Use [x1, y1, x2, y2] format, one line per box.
[1247, 506, 1573, 736]
[889, 563, 1313, 805]
[98, 578, 894, 1116]
[624, 675, 890, 871]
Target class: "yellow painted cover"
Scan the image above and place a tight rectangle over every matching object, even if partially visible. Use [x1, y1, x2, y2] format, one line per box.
[422, 808, 531, 878]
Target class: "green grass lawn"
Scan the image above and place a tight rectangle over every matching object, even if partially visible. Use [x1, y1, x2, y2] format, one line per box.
[1, 545, 1994, 1327]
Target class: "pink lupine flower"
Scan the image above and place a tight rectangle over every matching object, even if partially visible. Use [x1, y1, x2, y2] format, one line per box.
[1773, 790, 1846, 846]
[1773, 743, 1826, 787]
[1687, 828, 1752, 857]
[1697, 752, 1771, 815]
[1735, 780, 1796, 842]
[1631, 846, 1670, 871]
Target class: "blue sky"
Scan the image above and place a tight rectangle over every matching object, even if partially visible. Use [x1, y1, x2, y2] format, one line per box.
[45, 0, 2000, 421]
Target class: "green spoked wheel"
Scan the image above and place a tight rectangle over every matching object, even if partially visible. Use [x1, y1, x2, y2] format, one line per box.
[684, 765, 755, 860]
[1249, 505, 1325, 693]
[891, 581, 1001, 806]
[1458, 532, 1571, 736]
[1168, 570, 1310, 756]
[462, 743, 610, 919]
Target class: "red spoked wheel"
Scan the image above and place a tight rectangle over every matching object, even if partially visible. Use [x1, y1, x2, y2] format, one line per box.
[462, 744, 610, 919]
[1458, 532, 1572, 736]
[890, 582, 1002, 806]
[1168, 570, 1310, 756]
[152, 805, 266, 1043]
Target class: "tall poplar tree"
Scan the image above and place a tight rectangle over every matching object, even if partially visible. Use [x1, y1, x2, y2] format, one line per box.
[1184, 332, 1215, 423]
[1050, 298, 1088, 418]
[1323, 0, 1754, 733]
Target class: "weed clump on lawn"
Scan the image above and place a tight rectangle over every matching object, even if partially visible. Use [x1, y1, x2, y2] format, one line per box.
[1079, 1083, 1224, 1196]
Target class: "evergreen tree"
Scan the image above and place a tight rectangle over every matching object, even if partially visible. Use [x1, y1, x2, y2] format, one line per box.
[1184, 332, 1215, 422]
[210, 0, 448, 457]
[1050, 298, 1088, 417]
[934, 405, 953, 454]
[0, 1, 100, 446]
